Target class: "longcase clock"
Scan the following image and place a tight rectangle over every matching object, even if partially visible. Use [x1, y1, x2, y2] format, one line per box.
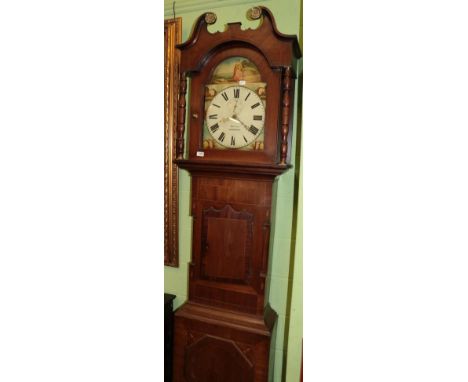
[172, 7, 301, 382]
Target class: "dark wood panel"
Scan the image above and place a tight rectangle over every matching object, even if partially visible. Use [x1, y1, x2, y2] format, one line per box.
[185, 335, 254, 382]
[173, 302, 275, 382]
[195, 176, 272, 206]
[201, 205, 253, 283]
[193, 284, 258, 314]
[203, 217, 249, 280]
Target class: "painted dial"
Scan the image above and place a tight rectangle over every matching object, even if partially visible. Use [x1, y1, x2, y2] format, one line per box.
[205, 85, 265, 149]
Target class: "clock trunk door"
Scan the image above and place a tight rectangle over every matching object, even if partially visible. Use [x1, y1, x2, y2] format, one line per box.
[201, 206, 253, 283]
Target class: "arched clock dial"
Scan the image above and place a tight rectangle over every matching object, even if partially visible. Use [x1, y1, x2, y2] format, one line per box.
[205, 85, 265, 149]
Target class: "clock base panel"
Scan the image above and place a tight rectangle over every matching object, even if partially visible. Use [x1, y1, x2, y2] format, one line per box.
[173, 302, 277, 382]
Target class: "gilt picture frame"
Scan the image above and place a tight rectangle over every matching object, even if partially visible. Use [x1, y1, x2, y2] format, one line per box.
[164, 17, 181, 267]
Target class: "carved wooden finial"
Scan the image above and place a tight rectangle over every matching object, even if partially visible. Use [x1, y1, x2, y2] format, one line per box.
[247, 6, 262, 20]
[204, 12, 217, 25]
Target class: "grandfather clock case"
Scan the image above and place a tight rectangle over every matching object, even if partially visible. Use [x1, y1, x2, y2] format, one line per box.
[173, 7, 301, 382]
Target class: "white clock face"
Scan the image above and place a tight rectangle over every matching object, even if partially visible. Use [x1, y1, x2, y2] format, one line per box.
[205, 86, 265, 149]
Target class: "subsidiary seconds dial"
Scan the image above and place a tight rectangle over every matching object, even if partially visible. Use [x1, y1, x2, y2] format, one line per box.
[205, 85, 265, 149]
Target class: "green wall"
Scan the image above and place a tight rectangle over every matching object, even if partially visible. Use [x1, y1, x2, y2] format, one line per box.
[164, 1, 302, 380]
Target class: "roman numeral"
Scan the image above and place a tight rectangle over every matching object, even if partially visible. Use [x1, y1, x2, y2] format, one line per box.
[249, 125, 259, 135]
[251, 102, 260, 109]
[219, 132, 226, 142]
[209, 114, 218, 119]
[230, 136, 236, 146]
[244, 93, 251, 101]
[243, 135, 248, 143]
[253, 115, 262, 121]
[233, 88, 240, 98]
[210, 123, 219, 133]
[212, 104, 220, 108]
[221, 92, 229, 101]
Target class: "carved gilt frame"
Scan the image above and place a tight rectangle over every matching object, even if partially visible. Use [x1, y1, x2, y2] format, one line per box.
[164, 18, 181, 267]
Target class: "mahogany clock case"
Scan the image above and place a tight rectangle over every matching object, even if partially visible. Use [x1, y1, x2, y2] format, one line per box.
[171, 7, 301, 382]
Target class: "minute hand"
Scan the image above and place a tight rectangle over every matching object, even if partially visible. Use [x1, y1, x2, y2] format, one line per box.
[228, 116, 250, 132]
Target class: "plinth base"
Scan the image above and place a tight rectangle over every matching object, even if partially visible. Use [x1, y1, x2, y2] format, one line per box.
[173, 302, 277, 382]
